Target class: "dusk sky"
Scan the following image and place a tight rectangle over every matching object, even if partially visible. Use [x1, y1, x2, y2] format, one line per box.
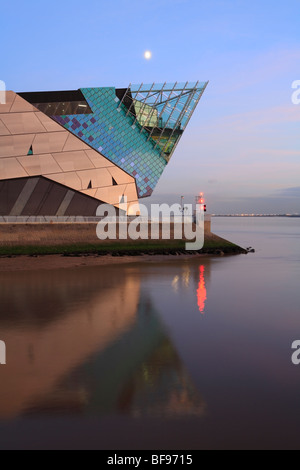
[1, 0, 299, 213]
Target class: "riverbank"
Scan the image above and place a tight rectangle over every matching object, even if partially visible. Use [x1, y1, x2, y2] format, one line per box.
[0, 232, 245, 256]
[0, 252, 212, 272]
[0, 221, 211, 248]
[0, 232, 247, 272]
[0, 220, 248, 272]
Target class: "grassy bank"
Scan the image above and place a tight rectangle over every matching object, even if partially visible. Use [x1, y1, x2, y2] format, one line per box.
[0, 236, 246, 257]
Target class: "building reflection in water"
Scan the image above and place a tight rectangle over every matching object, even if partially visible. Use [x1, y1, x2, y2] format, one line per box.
[0, 264, 206, 419]
[172, 265, 191, 292]
[171, 262, 210, 315]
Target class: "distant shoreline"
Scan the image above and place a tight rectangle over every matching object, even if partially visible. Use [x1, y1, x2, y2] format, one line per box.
[212, 214, 300, 218]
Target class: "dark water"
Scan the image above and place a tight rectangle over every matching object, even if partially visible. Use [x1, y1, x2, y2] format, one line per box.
[0, 217, 299, 449]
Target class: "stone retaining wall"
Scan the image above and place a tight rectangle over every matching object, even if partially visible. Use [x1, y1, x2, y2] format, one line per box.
[0, 221, 211, 247]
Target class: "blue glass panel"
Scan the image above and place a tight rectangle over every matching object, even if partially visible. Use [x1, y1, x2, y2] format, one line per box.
[52, 82, 207, 198]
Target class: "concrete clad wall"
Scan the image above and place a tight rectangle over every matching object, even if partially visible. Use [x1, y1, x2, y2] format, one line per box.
[65, 192, 99, 217]
[0, 179, 27, 214]
[0, 176, 105, 217]
[0, 91, 139, 212]
[22, 178, 66, 216]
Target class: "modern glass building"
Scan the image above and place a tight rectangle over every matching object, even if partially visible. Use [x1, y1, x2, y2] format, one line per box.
[0, 82, 208, 216]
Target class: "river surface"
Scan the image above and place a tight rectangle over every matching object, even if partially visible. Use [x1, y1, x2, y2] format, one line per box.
[0, 217, 299, 449]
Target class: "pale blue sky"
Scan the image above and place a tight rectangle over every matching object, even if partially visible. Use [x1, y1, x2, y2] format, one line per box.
[1, 0, 299, 213]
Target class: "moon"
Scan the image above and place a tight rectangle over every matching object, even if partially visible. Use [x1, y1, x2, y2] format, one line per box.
[144, 50, 152, 60]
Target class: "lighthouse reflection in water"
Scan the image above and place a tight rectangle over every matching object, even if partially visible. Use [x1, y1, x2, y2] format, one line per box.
[172, 263, 208, 315]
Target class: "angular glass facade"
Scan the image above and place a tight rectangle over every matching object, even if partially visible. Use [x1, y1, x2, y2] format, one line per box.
[11, 81, 208, 212]
[51, 82, 208, 197]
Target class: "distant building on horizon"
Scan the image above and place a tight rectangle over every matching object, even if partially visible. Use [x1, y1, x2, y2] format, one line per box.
[0, 82, 208, 217]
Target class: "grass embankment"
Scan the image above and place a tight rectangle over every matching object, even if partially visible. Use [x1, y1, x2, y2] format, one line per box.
[0, 237, 246, 257]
